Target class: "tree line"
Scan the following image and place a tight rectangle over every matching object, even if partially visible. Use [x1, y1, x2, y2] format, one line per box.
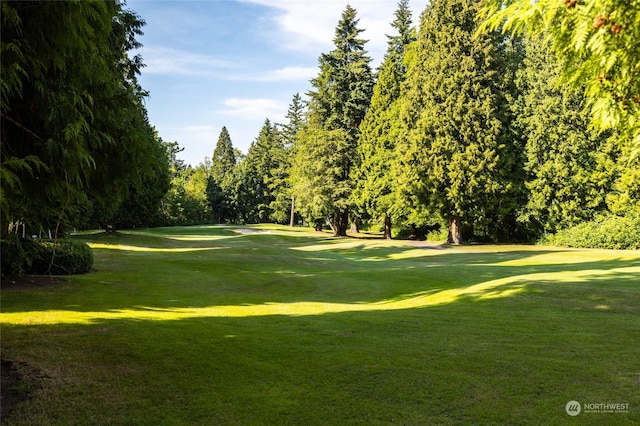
[161, 0, 638, 244]
[2, 0, 638, 248]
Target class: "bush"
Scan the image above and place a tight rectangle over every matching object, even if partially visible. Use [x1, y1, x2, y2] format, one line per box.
[1, 238, 42, 279]
[28, 239, 94, 275]
[540, 212, 640, 250]
[1, 239, 28, 278]
[426, 228, 449, 242]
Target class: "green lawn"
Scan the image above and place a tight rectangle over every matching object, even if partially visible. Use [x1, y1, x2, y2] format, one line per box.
[1, 224, 639, 425]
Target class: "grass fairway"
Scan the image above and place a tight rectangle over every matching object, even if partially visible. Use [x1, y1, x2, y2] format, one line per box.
[1, 224, 639, 425]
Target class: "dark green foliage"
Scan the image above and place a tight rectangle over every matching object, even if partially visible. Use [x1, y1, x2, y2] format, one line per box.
[113, 133, 172, 229]
[242, 120, 282, 222]
[295, 5, 374, 236]
[0, 237, 39, 278]
[399, 0, 520, 244]
[292, 126, 352, 227]
[269, 94, 306, 225]
[29, 239, 94, 275]
[1, 0, 160, 236]
[207, 127, 238, 222]
[352, 0, 415, 239]
[514, 37, 615, 233]
[540, 211, 640, 250]
[210, 126, 236, 186]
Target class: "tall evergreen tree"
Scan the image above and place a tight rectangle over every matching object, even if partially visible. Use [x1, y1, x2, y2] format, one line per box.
[515, 37, 616, 232]
[294, 5, 374, 236]
[242, 119, 281, 222]
[352, 0, 415, 239]
[210, 126, 236, 185]
[270, 94, 306, 225]
[400, 0, 516, 244]
[207, 126, 237, 222]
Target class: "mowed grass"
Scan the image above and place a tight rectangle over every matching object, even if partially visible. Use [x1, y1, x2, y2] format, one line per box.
[1, 224, 639, 425]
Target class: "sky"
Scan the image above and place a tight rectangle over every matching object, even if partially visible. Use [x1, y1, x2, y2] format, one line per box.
[126, 0, 424, 166]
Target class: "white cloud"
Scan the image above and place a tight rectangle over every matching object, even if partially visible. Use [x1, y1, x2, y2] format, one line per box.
[137, 46, 235, 76]
[239, 0, 421, 64]
[232, 66, 317, 82]
[219, 98, 288, 121]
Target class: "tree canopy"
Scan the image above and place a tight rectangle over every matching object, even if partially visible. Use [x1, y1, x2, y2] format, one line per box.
[1, 0, 165, 236]
[480, 0, 640, 157]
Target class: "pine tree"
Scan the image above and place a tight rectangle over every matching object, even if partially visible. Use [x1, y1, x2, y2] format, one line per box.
[352, 0, 415, 239]
[400, 0, 516, 244]
[515, 37, 616, 232]
[208, 126, 237, 222]
[210, 126, 236, 185]
[269, 94, 306, 225]
[295, 5, 374, 236]
[243, 119, 281, 222]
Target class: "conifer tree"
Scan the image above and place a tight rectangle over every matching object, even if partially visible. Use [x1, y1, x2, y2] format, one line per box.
[294, 5, 374, 236]
[269, 94, 306, 225]
[481, 0, 640, 158]
[207, 126, 237, 222]
[352, 0, 415, 239]
[400, 0, 516, 244]
[515, 37, 615, 232]
[243, 119, 281, 222]
[210, 126, 236, 185]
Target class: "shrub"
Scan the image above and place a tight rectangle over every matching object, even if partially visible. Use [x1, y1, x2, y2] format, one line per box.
[540, 211, 640, 250]
[28, 239, 94, 275]
[1, 239, 28, 278]
[426, 228, 449, 242]
[1, 238, 42, 279]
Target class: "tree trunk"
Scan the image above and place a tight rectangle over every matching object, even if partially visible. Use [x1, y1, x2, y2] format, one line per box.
[332, 210, 348, 237]
[349, 219, 359, 234]
[446, 216, 462, 245]
[289, 196, 295, 227]
[383, 215, 392, 240]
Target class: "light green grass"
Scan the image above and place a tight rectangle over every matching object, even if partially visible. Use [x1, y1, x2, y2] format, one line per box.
[1, 224, 639, 425]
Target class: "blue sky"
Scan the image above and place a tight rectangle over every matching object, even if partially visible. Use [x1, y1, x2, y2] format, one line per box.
[127, 0, 423, 166]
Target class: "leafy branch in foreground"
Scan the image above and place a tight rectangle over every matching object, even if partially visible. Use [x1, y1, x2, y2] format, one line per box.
[479, 0, 640, 157]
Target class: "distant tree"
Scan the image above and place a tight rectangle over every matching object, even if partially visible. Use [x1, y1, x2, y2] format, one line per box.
[270, 94, 306, 225]
[164, 162, 211, 225]
[352, 0, 415, 239]
[291, 126, 352, 230]
[294, 5, 374, 236]
[207, 126, 237, 222]
[210, 126, 236, 186]
[240, 119, 281, 222]
[113, 132, 172, 228]
[399, 0, 517, 244]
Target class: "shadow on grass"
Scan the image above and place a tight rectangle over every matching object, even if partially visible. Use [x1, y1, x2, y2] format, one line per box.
[1, 255, 638, 325]
[2, 288, 640, 425]
[2, 225, 639, 321]
[3, 226, 640, 424]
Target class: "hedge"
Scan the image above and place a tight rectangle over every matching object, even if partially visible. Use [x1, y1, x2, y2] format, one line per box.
[540, 212, 640, 250]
